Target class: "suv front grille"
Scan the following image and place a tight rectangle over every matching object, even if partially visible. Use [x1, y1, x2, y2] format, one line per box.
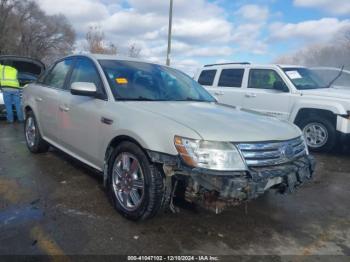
[238, 136, 307, 167]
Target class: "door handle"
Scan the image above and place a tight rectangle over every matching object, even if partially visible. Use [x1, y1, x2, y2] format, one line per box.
[59, 105, 70, 112]
[214, 91, 224, 96]
[101, 117, 113, 125]
[245, 93, 257, 98]
[35, 97, 43, 102]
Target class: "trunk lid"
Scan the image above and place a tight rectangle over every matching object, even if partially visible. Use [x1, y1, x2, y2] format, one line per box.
[0, 56, 45, 86]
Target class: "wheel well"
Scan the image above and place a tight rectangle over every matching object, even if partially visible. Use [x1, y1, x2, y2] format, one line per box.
[105, 135, 149, 163]
[103, 135, 160, 187]
[294, 108, 336, 126]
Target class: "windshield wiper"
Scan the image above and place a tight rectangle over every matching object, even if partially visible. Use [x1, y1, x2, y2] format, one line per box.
[117, 96, 156, 101]
[327, 65, 344, 88]
[182, 97, 208, 102]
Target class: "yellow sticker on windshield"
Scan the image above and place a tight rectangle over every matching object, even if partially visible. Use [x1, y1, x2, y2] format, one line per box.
[116, 78, 128, 84]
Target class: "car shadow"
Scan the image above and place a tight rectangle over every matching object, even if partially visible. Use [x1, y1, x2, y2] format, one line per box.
[48, 147, 104, 185]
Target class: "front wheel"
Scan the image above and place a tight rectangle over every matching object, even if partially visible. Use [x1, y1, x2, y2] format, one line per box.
[107, 142, 165, 221]
[298, 117, 337, 152]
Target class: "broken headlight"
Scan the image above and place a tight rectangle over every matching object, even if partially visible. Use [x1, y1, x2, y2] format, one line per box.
[174, 136, 247, 171]
[301, 135, 310, 155]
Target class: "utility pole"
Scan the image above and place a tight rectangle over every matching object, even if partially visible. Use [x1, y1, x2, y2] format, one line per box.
[166, 0, 173, 66]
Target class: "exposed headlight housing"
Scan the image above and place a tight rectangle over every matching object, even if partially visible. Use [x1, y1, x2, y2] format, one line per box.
[174, 136, 247, 171]
[301, 135, 309, 155]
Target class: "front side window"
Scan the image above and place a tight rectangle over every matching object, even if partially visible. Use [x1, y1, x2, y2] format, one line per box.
[248, 69, 288, 90]
[198, 70, 217, 86]
[283, 68, 331, 90]
[99, 60, 216, 102]
[69, 58, 105, 96]
[218, 69, 244, 87]
[43, 59, 73, 89]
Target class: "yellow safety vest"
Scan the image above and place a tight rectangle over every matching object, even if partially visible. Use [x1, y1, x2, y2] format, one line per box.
[0, 65, 20, 88]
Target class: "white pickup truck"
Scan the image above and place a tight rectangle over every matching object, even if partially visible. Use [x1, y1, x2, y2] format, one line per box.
[194, 63, 350, 152]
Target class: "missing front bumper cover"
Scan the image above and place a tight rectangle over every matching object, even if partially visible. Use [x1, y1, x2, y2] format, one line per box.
[184, 155, 315, 213]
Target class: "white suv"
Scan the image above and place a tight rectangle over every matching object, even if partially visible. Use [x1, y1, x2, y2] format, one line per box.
[22, 55, 314, 220]
[194, 63, 350, 152]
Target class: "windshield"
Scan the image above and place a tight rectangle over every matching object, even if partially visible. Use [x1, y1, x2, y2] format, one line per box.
[282, 67, 328, 90]
[99, 60, 216, 102]
[312, 68, 350, 87]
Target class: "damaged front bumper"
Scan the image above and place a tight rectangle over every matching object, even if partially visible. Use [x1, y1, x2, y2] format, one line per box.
[147, 150, 315, 214]
[182, 155, 315, 213]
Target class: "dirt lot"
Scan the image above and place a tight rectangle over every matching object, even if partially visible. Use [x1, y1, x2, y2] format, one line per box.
[0, 123, 349, 258]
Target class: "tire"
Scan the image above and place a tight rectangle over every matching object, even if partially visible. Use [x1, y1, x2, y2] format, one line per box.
[298, 116, 337, 152]
[24, 111, 50, 153]
[107, 142, 165, 221]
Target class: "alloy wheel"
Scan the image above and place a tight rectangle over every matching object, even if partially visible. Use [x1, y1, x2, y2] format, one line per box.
[303, 122, 328, 148]
[112, 152, 145, 211]
[25, 116, 36, 147]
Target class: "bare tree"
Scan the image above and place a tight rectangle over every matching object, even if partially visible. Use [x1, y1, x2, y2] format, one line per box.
[85, 26, 117, 55]
[275, 26, 350, 70]
[0, 0, 20, 54]
[0, 0, 75, 63]
[128, 43, 141, 58]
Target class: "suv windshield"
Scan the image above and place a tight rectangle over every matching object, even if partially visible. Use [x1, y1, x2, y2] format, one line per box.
[99, 60, 216, 102]
[282, 67, 328, 90]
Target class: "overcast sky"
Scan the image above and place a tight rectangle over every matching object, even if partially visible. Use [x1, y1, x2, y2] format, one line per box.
[35, 0, 350, 74]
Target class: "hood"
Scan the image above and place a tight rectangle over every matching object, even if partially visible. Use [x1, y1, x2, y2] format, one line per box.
[0, 56, 45, 86]
[301, 88, 350, 100]
[132, 102, 301, 142]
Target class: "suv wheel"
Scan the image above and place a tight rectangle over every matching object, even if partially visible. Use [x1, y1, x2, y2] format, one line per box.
[25, 111, 50, 153]
[299, 117, 337, 152]
[108, 142, 165, 221]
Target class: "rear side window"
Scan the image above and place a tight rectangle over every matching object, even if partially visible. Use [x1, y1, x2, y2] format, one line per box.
[218, 69, 244, 87]
[198, 70, 216, 86]
[43, 59, 73, 89]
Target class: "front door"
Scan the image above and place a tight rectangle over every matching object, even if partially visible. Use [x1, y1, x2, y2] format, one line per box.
[58, 57, 108, 168]
[243, 68, 292, 120]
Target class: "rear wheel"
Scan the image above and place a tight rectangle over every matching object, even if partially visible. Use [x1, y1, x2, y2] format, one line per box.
[298, 116, 337, 152]
[25, 111, 49, 153]
[108, 142, 165, 221]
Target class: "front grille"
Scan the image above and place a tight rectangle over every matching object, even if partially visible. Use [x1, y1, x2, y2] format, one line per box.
[238, 136, 307, 167]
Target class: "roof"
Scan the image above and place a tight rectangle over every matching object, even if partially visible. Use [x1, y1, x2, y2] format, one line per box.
[202, 62, 304, 70]
[68, 53, 163, 66]
[277, 64, 307, 68]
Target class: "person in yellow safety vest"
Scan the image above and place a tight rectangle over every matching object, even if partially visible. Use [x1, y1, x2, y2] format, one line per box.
[0, 63, 24, 123]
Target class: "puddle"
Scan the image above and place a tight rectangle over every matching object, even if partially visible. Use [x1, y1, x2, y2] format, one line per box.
[0, 206, 44, 227]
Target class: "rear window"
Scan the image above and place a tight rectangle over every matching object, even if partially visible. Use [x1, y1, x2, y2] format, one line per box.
[218, 69, 244, 87]
[198, 70, 216, 86]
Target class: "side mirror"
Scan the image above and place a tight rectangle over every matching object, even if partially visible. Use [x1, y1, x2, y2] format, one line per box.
[273, 81, 289, 92]
[71, 82, 97, 97]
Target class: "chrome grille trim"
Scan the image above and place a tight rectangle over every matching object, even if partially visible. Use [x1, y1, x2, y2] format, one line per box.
[238, 137, 307, 167]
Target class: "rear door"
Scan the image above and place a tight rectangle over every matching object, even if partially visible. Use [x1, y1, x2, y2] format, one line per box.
[214, 68, 246, 107]
[36, 58, 74, 143]
[197, 69, 217, 88]
[243, 68, 292, 120]
[58, 57, 108, 168]
[197, 69, 221, 98]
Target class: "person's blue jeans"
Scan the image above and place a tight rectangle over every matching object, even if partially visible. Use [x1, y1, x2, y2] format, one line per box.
[3, 90, 24, 123]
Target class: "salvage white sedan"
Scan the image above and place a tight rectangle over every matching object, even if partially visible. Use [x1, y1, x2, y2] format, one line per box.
[22, 54, 315, 220]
